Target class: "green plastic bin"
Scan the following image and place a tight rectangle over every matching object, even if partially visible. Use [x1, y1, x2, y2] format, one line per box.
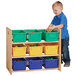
[37, 29, 45, 39]
[25, 29, 38, 34]
[25, 29, 42, 42]
[43, 30, 59, 41]
[12, 30, 26, 43]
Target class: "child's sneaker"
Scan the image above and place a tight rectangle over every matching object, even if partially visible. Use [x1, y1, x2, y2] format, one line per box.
[61, 60, 63, 64]
[64, 62, 70, 67]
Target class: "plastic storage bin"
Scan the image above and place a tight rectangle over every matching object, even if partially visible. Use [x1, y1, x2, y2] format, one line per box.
[28, 57, 43, 70]
[25, 29, 42, 42]
[44, 45, 58, 55]
[43, 30, 59, 41]
[12, 47, 26, 57]
[37, 29, 45, 39]
[25, 29, 38, 34]
[12, 58, 26, 71]
[43, 57, 58, 68]
[29, 46, 43, 56]
[12, 30, 26, 42]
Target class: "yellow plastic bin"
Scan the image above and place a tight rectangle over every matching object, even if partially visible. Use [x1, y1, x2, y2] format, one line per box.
[44, 45, 58, 55]
[29, 46, 43, 56]
[12, 47, 26, 57]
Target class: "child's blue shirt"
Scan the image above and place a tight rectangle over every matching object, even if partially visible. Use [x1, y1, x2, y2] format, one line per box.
[51, 12, 69, 39]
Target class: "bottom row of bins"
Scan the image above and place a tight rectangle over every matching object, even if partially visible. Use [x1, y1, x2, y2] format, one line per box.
[12, 57, 58, 71]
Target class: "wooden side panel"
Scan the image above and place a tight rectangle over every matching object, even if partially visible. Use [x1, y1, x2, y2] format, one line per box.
[58, 29, 61, 71]
[53, 28, 61, 71]
[6, 27, 12, 74]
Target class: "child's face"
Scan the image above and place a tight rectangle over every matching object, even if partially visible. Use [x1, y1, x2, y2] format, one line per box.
[53, 5, 62, 16]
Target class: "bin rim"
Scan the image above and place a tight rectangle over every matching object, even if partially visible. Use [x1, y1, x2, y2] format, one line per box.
[13, 46, 27, 48]
[12, 30, 26, 34]
[44, 45, 58, 47]
[12, 58, 26, 61]
[27, 57, 43, 60]
[44, 31, 59, 33]
[43, 57, 58, 60]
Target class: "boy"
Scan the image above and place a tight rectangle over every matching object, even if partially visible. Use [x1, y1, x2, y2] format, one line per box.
[47, 1, 71, 67]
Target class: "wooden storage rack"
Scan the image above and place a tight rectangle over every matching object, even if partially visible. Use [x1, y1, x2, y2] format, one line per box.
[6, 27, 61, 74]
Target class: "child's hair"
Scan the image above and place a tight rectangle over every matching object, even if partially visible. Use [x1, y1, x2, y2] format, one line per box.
[52, 1, 63, 9]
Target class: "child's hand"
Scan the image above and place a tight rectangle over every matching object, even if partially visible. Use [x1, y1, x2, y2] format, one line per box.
[50, 25, 56, 30]
[45, 24, 54, 32]
[49, 24, 53, 27]
[47, 24, 53, 29]
[48, 25, 55, 30]
[48, 24, 53, 29]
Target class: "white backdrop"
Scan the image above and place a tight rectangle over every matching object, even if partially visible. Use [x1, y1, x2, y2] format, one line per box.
[0, 0, 76, 76]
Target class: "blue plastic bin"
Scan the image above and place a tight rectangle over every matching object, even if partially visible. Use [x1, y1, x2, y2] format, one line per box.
[12, 58, 26, 71]
[43, 57, 58, 68]
[28, 57, 43, 70]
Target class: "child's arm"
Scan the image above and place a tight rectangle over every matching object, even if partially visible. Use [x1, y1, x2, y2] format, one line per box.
[52, 24, 64, 29]
[47, 24, 64, 31]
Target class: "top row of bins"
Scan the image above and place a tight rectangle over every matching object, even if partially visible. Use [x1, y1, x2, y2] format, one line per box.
[12, 29, 59, 43]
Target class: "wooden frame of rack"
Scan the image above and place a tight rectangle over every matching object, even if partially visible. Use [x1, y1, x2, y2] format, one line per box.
[6, 27, 61, 75]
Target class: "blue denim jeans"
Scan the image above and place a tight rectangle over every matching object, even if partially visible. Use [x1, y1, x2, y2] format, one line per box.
[61, 37, 70, 63]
